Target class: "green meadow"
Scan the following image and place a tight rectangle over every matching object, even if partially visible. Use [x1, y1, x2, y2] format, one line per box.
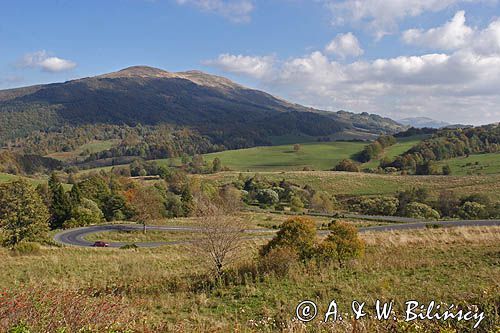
[46, 139, 120, 161]
[437, 152, 500, 176]
[361, 136, 428, 169]
[157, 141, 367, 171]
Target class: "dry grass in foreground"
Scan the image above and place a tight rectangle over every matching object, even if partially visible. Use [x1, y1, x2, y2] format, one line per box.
[0, 226, 498, 332]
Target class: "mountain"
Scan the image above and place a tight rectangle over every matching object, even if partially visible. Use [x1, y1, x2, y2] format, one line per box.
[0, 66, 406, 147]
[398, 117, 450, 128]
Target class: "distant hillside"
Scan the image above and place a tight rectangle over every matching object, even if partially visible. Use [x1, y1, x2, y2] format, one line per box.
[383, 124, 500, 174]
[0, 66, 405, 147]
[398, 117, 450, 128]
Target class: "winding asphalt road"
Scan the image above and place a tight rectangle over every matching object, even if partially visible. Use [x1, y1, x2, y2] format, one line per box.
[54, 218, 500, 248]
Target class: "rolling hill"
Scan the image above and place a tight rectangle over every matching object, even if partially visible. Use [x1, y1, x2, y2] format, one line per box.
[0, 66, 406, 148]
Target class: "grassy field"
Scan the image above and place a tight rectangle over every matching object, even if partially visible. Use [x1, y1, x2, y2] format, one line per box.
[0, 172, 48, 186]
[1, 226, 498, 332]
[201, 170, 500, 199]
[155, 141, 367, 171]
[436, 152, 500, 176]
[46, 139, 120, 161]
[361, 136, 427, 169]
[148, 136, 431, 172]
[0, 172, 18, 183]
[85, 230, 195, 243]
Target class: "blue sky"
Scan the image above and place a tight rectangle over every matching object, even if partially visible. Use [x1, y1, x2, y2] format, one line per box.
[1, 0, 500, 124]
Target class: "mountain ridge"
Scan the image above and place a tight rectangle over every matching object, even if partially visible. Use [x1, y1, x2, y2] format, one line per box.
[0, 66, 406, 147]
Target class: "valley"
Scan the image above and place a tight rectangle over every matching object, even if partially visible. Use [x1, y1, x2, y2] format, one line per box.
[0, 67, 499, 333]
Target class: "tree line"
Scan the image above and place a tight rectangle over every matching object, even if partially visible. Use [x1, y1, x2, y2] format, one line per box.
[355, 135, 397, 163]
[382, 124, 499, 174]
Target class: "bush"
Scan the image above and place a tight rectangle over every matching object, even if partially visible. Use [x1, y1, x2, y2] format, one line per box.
[261, 217, 317, 260]
[289, 195, 304, 212]
[333, 159, 360, 172]
[405, 202, 440, 220]
[458, 201, 487, 220]
[384, 167, 399, 174]
[310, 191, 336, 213]
[256, 189, 279, 207]
[258, 247, 299, 277]
[10, 242, 41, 256]
[359, 197, 399, 216]
[442, 164, 452, 175]
[316, 221, 365, 267]
[120, 243, 139, 250]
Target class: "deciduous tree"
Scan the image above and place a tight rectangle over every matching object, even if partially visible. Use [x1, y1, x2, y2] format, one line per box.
[0, 180, 50, 246]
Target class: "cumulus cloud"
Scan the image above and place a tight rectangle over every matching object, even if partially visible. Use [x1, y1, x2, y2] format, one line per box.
[325, 32, 364, 58]
[204, 8, 500, 124]
[205, 45, 500, 124]
[203, 54, 275, 79]
[175, 0, 254, 23]
[324, 0, 486, 39]
[472, 19, 500, 55]
[20, 50, 76, 72]
[403, 11, 500, 55]
[402, 11, 473, 50]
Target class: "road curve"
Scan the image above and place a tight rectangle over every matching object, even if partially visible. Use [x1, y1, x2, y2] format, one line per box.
[54, 219, 500, 248]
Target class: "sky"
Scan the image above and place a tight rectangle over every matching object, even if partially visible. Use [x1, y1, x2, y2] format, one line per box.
[1, 0, 500, 125]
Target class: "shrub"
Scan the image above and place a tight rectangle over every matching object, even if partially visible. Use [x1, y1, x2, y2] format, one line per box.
[256, 189, 279, 207]
[316, 221, 365, 267]
[310, 191, 336, 213]
[405, 202, 441, 220]
[10, 242, 41, 256]
[458, 201, 487, 220]
[120, 243, 138, 250]
[261, 217, 317, 260]
[384, 167, 399, 174]
[333, 159, 360, 172]
[442, 164, 452, 175]
[258, 247, 299, 277]
[289, 195, 304, 212]
[359, 197, 399, 216]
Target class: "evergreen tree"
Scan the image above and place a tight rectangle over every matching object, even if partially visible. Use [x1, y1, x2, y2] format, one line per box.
[181, 185, 195, 216]
[48, 173, 71, 229]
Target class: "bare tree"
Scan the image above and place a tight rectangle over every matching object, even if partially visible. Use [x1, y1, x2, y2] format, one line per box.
[191, 196, 245, 277]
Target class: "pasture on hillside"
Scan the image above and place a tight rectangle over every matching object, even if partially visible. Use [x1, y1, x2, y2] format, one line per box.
[436, 152, 500, 176]
[201, 171, 500, 199]
[156, 141, 367, 171]
[361, 136, 427, 169]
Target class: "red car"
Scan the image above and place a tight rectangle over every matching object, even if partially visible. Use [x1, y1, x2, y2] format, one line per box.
[93, 241, 110, 247]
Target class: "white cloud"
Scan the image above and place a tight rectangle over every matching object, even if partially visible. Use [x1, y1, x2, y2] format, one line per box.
[324, 0, 488, 39]
[205, 47, 500, 124]
[175, 0, 254, 23]
[325, 32, 364, 58]
[472, 19, 500, 55]
[20, 50, 76, 72]
[403, 11, 500, 55]
[203, 54, 275, 79]
[402, 11, 473, 50]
